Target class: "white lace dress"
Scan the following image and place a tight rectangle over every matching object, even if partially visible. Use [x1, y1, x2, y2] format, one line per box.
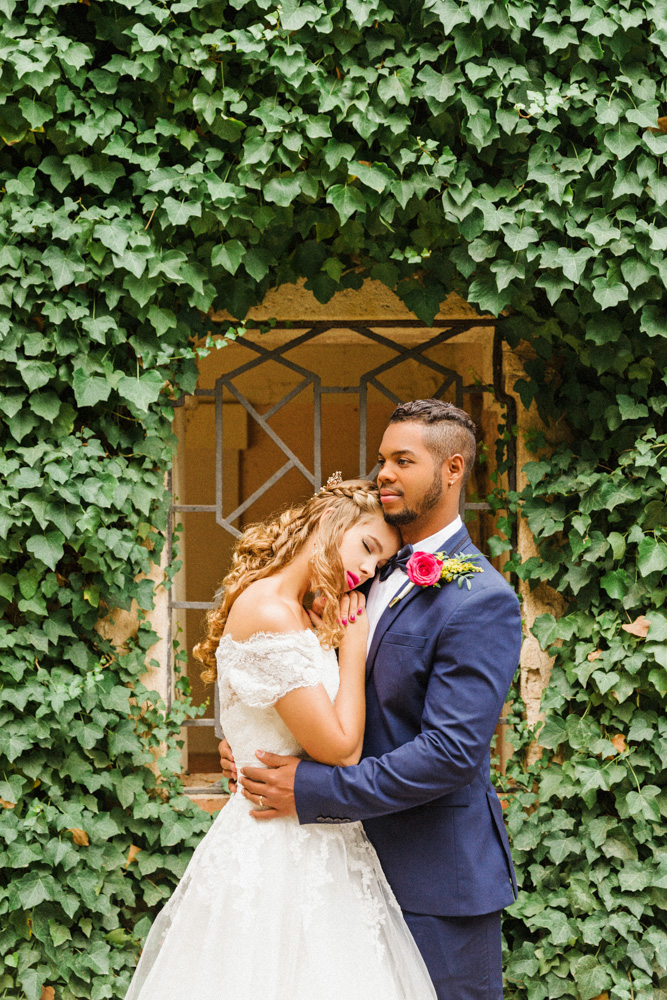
[125, 630, 436, 1000]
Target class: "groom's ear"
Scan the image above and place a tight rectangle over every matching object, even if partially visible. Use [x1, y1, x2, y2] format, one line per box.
[444, 453, 465, 484]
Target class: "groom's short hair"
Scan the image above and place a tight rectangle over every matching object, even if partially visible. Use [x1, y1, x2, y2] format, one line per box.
[389, 399, 477, 485]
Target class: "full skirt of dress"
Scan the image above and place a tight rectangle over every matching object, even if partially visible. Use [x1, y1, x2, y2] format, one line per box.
[125, 792, 437, 1000]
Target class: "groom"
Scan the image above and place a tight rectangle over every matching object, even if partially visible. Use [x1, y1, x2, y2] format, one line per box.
[222, 398, 522, 1000]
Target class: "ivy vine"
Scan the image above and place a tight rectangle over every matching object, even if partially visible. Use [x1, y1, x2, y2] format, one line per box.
[0, 1, 665, 999]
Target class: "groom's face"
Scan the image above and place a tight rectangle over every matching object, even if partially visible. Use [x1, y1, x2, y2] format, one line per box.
[376, 422, 444, 527]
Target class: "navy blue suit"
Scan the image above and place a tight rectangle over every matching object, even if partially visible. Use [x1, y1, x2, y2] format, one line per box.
[294, 524, 522, 999]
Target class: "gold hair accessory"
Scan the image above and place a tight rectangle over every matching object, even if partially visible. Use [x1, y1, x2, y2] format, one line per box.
[320, 471, 343, 492]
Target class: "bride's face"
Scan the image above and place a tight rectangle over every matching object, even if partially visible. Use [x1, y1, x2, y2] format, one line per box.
[337, 513, 401, 592]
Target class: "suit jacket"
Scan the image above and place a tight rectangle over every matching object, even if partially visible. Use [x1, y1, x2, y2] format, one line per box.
[294, 524, 522, 917]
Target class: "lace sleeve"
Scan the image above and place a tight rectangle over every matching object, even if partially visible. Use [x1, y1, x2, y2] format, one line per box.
[222, 631, 322, 710]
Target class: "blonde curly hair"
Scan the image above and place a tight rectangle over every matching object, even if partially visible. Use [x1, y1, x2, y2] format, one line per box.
[193, 479, 383, 683]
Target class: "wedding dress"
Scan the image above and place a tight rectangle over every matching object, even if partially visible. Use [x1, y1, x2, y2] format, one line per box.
[125, 629, 436, 1000]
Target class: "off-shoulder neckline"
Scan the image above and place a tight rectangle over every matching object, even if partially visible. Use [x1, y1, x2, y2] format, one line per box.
[218, 628, 319, 648]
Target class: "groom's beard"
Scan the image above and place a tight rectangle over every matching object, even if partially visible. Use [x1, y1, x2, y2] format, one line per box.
[383, 468, 443, 527]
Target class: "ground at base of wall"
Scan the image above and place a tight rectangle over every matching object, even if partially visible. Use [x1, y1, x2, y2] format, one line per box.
[186, 792, 229, 814]
[182, 771, 229, 813]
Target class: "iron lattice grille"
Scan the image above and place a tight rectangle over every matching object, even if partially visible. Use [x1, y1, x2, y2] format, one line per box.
[166, 319, 516, 723]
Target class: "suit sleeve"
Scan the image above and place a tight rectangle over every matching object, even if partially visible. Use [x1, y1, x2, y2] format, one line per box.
[294, 585, 522, 824]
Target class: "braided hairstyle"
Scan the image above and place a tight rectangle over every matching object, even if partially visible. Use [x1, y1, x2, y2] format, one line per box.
[194, 479, 382, 683]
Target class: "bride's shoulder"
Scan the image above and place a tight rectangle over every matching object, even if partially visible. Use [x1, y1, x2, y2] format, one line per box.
[225, 584, 305, 642]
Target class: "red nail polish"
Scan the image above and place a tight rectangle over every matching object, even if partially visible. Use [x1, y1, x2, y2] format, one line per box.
[350, 615, 355, 622]
[357, 608, 363, 615]
[342, 618, 347, 626]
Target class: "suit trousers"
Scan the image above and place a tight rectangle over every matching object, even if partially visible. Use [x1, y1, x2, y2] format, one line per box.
[402, 909, 503, 1000]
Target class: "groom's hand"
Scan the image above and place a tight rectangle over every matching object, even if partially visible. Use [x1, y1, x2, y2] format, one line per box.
[239, 750, 300, 820]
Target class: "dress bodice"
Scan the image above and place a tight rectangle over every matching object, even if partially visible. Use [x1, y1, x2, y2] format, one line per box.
[215, 630, 340, 767]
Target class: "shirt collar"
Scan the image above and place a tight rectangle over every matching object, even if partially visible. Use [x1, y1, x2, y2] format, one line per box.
[408, 515, 463, 555]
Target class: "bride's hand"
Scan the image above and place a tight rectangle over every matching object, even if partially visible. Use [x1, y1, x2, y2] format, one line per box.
[338, 590, 368, 643]
[306, 592, 367, 640]
[219, 738, 237, 793]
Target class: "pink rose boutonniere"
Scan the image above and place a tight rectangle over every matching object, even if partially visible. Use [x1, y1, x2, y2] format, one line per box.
[388, 550, 483, 608]
[406, 551, 443, 586]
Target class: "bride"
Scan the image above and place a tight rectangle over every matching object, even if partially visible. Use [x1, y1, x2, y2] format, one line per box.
[125, 477, 437, 1000]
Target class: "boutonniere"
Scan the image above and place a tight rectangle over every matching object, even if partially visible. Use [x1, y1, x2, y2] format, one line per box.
[388, 550, 483, 608]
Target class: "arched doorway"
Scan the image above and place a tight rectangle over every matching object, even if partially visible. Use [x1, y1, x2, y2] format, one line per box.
[168, 287, 516, 791]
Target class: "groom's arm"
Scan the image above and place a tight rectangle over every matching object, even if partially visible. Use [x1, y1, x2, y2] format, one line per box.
[294, 586, 522, 825]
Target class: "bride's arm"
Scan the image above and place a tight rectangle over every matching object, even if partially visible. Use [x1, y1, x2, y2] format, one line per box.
[275, 592, 368, 768]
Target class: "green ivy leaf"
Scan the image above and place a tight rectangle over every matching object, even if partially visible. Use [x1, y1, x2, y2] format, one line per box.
[17, 359, 57, 392]
[116, 371, 165, 413]
[534, 20, 578, 52]
[72, 369, 112, 408]
[325, 184, 367, 225]
[19, 966, 45, 1000]
[468, 274, 511, 315]
[243, 248, 273, 283]
[643, 500, 667, 529]
[574, 955, 613, 1000]
[621, 256, 656, 289]
[618, 860, 654, 893]
[502, 224, 539, 252]
[536, 716, 568, 749]
[603, 123, 642, 159]
[49, 921, 73, 948]
[352, 161, 393, 193]
[192, 91, 226, 126]
[41, 246, 86, 289]
[211, 240, 245, 275]
[637, 537, 667, 576]
[640, 303, 667, 337]
[161, 198, 202, 226]
[378, 72, 412, 106]
[8, 409, 39, 443]
[10, 869, 55, 907]
[96, 220, 133, 255]
[416, 65, 463, 111]
[304, 114, 332, 139]
[280, 0, 323, 30]
[29, 392, 61, 420]
[26, 530, 65, 570]
[160, 811, 194, 847]
[592, 273, 628, 309]
[263, 175, 301, 207]
[601, 828, 638, 861]
[323, 140, 356, 170]
[601, 568, 630, 598]
[616, 394, 649, 420]
[555, 247, 596, 282]
[0, 729, 32, 761]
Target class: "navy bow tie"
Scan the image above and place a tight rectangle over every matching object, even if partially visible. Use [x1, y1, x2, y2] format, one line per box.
[379, 543, 414, 582]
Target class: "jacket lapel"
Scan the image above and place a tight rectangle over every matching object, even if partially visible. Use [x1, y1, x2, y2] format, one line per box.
[366, 524, 473, 679]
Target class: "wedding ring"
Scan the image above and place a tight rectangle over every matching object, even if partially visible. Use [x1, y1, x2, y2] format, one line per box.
[259, 795, 264, 808]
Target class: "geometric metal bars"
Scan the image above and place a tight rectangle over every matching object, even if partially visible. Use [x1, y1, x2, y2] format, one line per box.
[172, 318, 498, 537]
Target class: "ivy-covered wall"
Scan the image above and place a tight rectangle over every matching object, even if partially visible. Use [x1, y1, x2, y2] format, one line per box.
[0, 1, 665, 999]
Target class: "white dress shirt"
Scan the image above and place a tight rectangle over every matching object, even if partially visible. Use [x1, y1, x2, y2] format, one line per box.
[365, 515, 464, 652]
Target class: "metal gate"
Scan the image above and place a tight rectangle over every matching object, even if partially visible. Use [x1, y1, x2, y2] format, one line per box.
[166, 319, 516, 742]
